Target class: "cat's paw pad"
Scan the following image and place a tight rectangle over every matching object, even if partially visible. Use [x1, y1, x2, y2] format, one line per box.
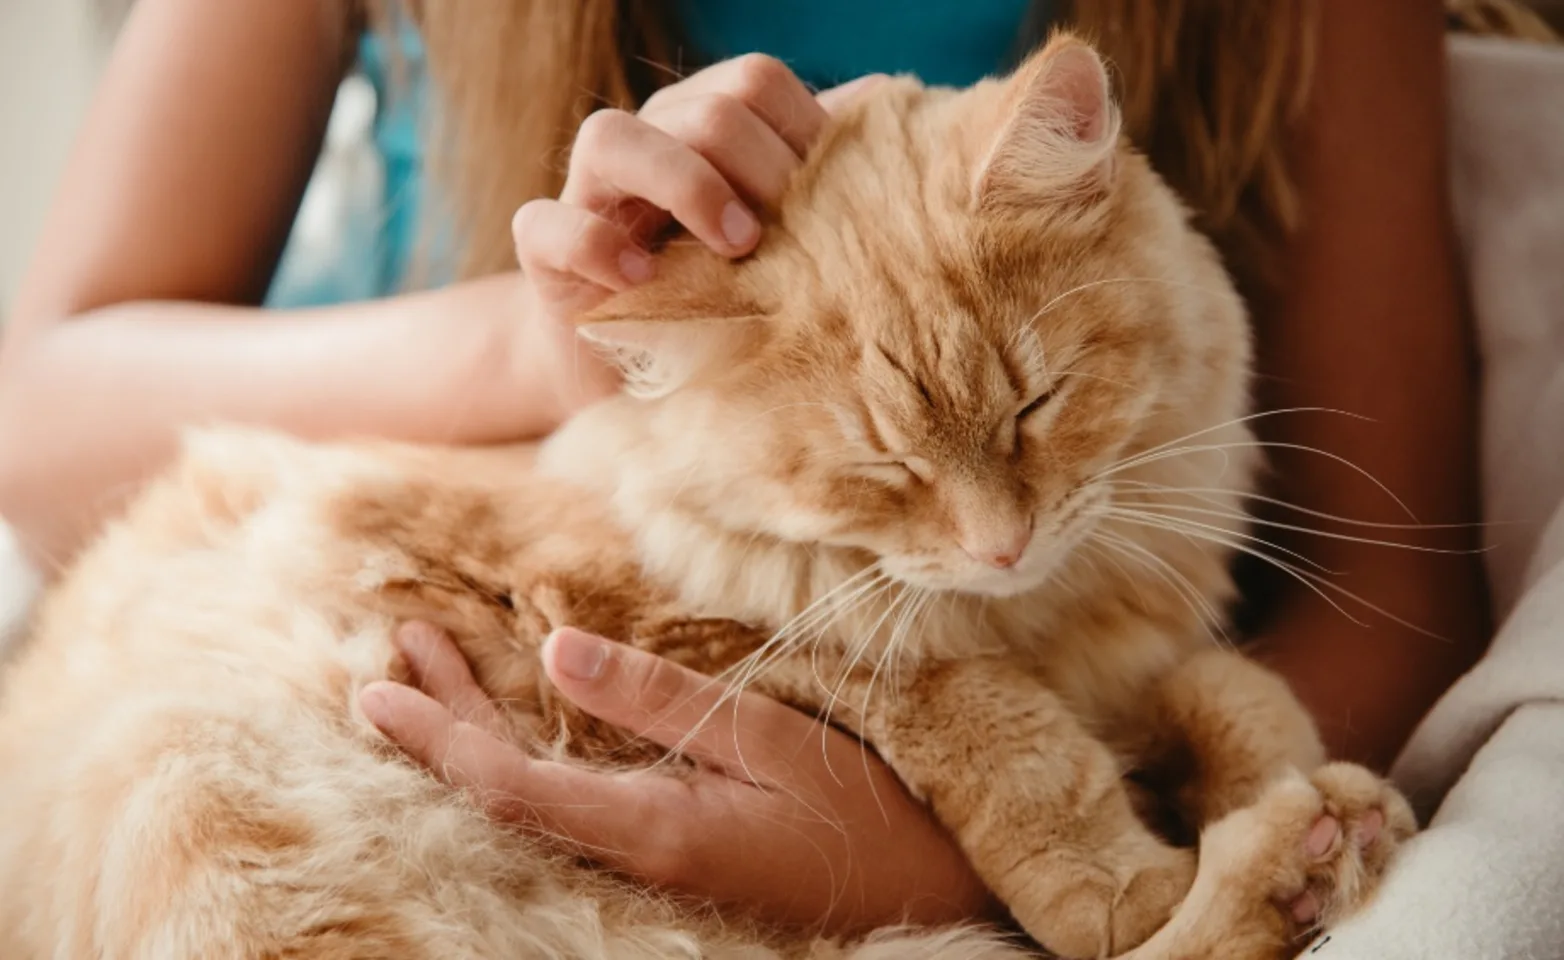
[1269, 763, 1415, 933]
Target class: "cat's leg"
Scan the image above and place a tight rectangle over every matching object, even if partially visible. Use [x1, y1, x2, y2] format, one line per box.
[1148, 646, 1327, 825]
[1144, 649, 1417, 954]
[833, 656, 1196, 960]
[1110, 765, 1416, 960]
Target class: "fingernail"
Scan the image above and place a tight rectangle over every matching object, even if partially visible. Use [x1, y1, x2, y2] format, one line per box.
[548, 629, 609, 682]
[721, 201, 759, 250]
[359, 682, 397, 727]
[618, 248, 655, 284]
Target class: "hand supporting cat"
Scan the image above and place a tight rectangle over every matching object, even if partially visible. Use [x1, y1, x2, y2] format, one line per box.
[362, 622, 997, 933]
[373, 609, 1414, 960]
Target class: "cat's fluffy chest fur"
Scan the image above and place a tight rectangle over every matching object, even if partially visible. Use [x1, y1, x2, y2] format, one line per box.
[538, 396, 1226, 734]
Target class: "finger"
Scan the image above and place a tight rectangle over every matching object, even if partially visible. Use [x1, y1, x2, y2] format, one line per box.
[641, 93, 801, 207]
[512, 198, 656, 292]
[542, 629, 816, 784]
[359, 680, 707, 873]
[641, 53, 827, 157]
[391, 622, 500, 730]
[814, 73, 890, 115]
[563, 109, 760, 257]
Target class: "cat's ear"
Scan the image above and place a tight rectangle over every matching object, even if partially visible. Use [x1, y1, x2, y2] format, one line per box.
[577, 311, 766, 400]
[974, 33, 1121, 209]
[572, 236, 772, 399]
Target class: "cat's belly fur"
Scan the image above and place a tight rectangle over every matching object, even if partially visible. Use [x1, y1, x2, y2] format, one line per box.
[0, 434, 660, 957]
[0, 427, 1207, 959]
[0, 429, 1040, 959]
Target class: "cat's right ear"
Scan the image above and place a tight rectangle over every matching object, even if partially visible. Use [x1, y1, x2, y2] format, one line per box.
[973, 32, 1121, 210]
[577, 313, 765, 400]
[575, 251, 770, 400]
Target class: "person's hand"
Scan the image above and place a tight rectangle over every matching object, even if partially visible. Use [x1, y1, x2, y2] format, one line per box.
[512, 55, 885, 424]
[359, 622, 994, 935]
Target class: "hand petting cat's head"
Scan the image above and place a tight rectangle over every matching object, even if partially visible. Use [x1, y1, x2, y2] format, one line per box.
[572, 34, 1252, 599]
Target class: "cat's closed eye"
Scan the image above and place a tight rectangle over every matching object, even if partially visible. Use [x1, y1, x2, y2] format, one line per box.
[1017, 390, 1056, 421]
[855, 456, 932, 485]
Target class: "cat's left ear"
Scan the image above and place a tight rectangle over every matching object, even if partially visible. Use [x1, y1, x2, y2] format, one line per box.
[974, 33, 1121, 209]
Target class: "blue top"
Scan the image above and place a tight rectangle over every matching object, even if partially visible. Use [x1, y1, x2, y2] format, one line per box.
[265, 1, 1042, 308]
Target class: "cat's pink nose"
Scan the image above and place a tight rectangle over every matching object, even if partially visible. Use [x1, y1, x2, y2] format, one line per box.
[960, 525, 1033, 570]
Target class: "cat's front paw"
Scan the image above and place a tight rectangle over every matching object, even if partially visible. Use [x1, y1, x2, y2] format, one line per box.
[1198, 763, 1415, 952]
[1005, 841, 1195, 959]
[1279, 763, 1415, 931]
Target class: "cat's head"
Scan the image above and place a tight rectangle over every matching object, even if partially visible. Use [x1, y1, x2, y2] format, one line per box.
[573, 34, 1253, 599]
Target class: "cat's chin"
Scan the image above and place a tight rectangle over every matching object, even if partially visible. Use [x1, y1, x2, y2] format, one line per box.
[881, 559, 1058, 599]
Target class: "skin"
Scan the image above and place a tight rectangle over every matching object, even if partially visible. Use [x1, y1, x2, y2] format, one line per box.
[1, 0, 1486, 936]
[363, 624, 998, 933]
[0, 0, 613, 570]
[1247, 0, 1491, 769]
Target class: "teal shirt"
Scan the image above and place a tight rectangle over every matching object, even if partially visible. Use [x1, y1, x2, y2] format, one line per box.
[679, 0, 1036, 89]
[266, 1, 1042, 308]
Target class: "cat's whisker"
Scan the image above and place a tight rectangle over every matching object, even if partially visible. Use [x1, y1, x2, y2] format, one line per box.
[1107, 498, 1484, 557]
[1026, 276, 1233, 325]
[1095, 439, 1418, 522]
[647, 566, 889, 774]
[1103, 505, 1334, 574]
[1093, 525, 1225, 629]
[719, 569, 886, 704]
[1103, 479, 1493, 533]
[1088, 528, 1227, 645]
[1101, 510, 1453, 642]
[853, 586, 930, 823]
[816, 585, 912, 786]
[1102, 406, 1377, 468]
[1102, 509, 1369, 629]
[1077, 539, 1151, 610]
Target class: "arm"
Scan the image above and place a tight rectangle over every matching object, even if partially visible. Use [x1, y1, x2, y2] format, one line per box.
[0, 284, 574, 568]
[0, 0, 585, 568]
[1250, 0, 1491, 768]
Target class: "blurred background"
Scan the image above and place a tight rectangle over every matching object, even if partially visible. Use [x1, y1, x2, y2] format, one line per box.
[0, 0, 113, 324]
[4, 0, 1564, 326]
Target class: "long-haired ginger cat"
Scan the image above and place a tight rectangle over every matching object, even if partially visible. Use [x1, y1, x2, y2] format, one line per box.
[0, 35, 1413, 960]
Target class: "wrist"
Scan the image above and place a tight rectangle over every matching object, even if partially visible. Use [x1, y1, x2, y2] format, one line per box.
[400, 273, 559, 444]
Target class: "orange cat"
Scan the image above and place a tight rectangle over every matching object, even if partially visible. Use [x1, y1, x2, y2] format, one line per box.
[0, 35, 1412, 960]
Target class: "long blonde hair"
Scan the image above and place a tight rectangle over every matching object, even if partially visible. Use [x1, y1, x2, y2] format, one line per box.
[387, 0, 1553, 297]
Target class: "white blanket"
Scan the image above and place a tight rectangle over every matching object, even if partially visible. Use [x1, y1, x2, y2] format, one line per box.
[0, 32, 1561, 958]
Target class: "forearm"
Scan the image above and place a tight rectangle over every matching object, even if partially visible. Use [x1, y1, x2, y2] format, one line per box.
[1254, 563, 1488, 769]
[1249, 0, 1490, 768]
[0, 274, 556, 566]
